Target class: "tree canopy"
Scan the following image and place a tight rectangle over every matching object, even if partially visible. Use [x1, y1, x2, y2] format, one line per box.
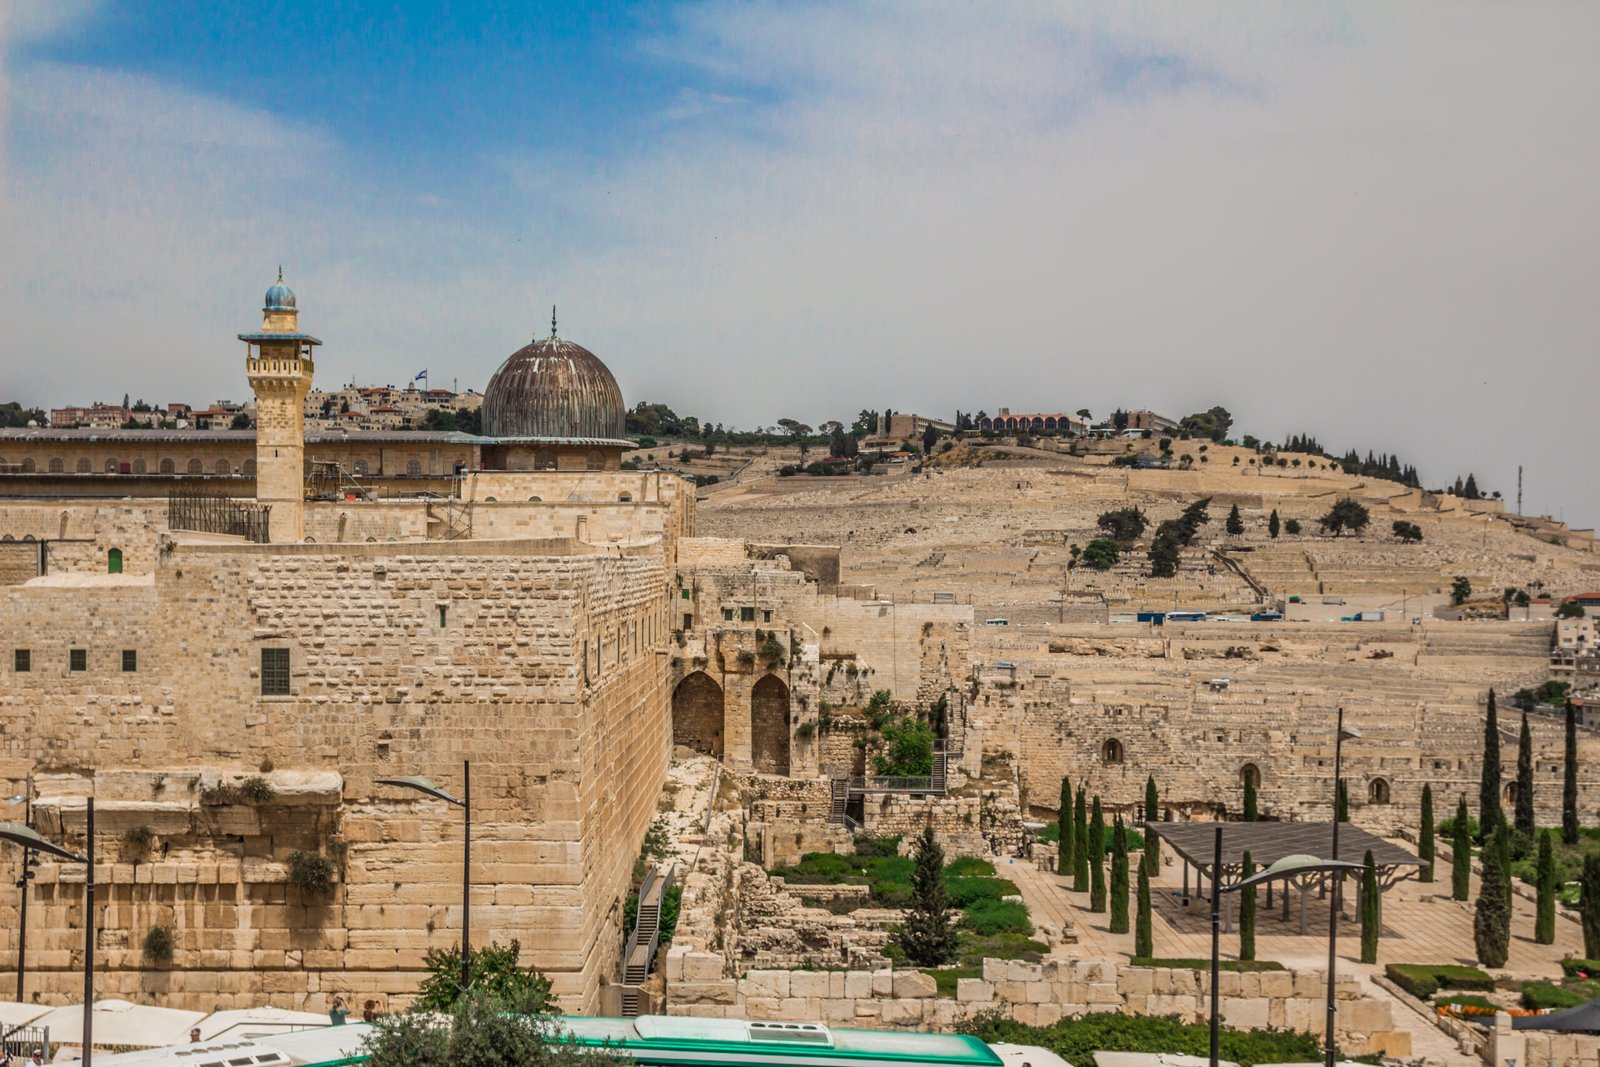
[1318, 497, 1370, 536]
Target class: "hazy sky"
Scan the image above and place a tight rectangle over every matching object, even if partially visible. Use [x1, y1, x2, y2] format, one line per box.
[2, 2, 1596, 526]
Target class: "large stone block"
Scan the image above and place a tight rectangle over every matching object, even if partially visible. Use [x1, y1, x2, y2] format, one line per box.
[892, 971, 938, 999]
[1222, 996, 1271, 1030]
[956, 978, 995, 1004]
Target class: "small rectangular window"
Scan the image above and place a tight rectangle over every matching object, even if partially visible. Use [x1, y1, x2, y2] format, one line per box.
[122, 650, 137, 672]
[70, 649, 87, 672]
[13, 649, 29, 672]
[763, 609, 773, 623]
[260, 647, 290, 695]
[680, 588, 690, 599]
[438, 605, 448, 628]
[740, 607, 755, 622]
[722, 607, 734, 621]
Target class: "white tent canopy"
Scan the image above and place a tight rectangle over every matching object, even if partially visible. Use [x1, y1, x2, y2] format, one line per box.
[32, 1000, 206, 1051]
[193, 1007, 330, 1041]
[0, 1001, 53, 1029]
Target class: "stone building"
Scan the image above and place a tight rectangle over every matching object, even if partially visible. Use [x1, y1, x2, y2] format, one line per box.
[0, 275, 956, 1016]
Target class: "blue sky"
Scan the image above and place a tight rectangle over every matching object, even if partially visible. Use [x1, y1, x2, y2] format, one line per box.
[2, 2, 1597, 525]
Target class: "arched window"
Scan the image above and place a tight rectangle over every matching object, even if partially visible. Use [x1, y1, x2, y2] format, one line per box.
[76, 458, 91, 473]
[19, 458, 34, 473]
[159, 458, 175, 474]
[586, 450, 606, 470]
[618, 492, 633, 502]
[1503, 782, 1518, 805]
[484, 496, 497, 503]
[105, 458, 119, 472]
[1102, 738, 1125, 765]
[186, 458, 203, 474]
[353, 459, 369, 476]
[1240, 763, 1261, 789]
[215, 459, 231, 475]
[405, 459, 422, 476]
[1, 534, 13, 541]
[527, 496, 542, 502]
[1368, 778, 1391, 805]
[47, 457, 64, 473]
[242, 459, 257, 475]
[107, 548, 123, 574]
[535, 448, 557, 470]
[132, 459, 147, 475]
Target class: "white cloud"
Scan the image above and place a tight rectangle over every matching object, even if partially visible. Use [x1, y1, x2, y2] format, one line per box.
[1, 2, 1595, 524]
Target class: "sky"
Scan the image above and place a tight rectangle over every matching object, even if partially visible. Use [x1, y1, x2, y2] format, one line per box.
[1, 1, 1596, 526]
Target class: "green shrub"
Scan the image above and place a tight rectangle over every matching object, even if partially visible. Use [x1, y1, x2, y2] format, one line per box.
[1130, 957, 1285, 972]
[959, 899, 1032, 935]
[958, 1010, 1327, 1067]
[142, 925, 175, 964]
[1435, 993, 1496, 1011]
[1521, 982, 1590, 1011]
[852, 835, 902, 858]
[1560, 958, 1600, 978]
[287, 850, 336, 894]
[239, 776, 277, 805]
[923, 965, 982, 997]
[945, 857, 997, 878]
[874, 715, 935, 776]
[1385, 963, 1495, 998]
[872, 880, 912, 907]
[121, 825, 155, 857]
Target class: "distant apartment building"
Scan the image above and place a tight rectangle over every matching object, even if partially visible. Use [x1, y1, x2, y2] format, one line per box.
[874, 412, 955, 441]
[49, 402, 130, 429]
[1120, 409, 1178, 432]
[1552, 613, 1600, 685]
[305, 382, 483, 430]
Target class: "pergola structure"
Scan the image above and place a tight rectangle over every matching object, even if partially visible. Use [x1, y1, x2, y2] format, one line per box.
[1147, 822, 1422, 934]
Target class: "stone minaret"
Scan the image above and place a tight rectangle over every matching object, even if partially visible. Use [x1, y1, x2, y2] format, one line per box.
[240, 269, 320, 542]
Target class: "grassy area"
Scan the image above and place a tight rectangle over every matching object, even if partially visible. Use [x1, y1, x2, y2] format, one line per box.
[958, 1009, 1358, 1067]
[924, 965, 983, 997]
[1130, 957, 1286, 972]
[1384, 963, 1495, 999]
[1435, 993, 1496, 1011]
[1521, 980, 1596, 1011]
[1511, 826, 1600, 890]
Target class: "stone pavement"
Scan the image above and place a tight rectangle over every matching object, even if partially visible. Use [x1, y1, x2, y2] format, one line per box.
[1005, 841, 1584, 1066]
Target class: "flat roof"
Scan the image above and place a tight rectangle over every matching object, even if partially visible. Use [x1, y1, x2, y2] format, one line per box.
[1148, 821, 1421, 875]
[0, 428, 489, 445]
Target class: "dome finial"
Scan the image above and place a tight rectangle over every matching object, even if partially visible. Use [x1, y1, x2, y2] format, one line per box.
[551, 305, 558, 340]
[277, 265, 284, 283]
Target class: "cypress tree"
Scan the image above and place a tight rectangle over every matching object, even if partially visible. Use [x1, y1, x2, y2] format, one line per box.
[1145, 775, 1160, 868]
[1226, 504, 1244, 536]
[1514, 710, 1535, 839]
[1584, 854, 1600, 959]
[1451, 796, 1472, 901]
[1090, 847, 1107, 913]
[1090, 796, 1106, 860]
[1473, 823, 1511, 968]
[1418, 784, 1435, 883]
[1238, 850, 1256, 962]
[894, 825, 958, 966]
[1243, 776, 1258, 822]
[1566, 701, 1581, 846]
[1057, 775, 1073, 876]
[1534, 830, 1556, 946]
[1336, 777, 1349, 822]
[1359, 849, 1379, 964]
[1135, 856, 1153, 958]
[1072, 788, 1089, 891]
[1480, 689, 1504, 837]
[1110, 818, 1130, 933]
[1268, 509, 1280, 539]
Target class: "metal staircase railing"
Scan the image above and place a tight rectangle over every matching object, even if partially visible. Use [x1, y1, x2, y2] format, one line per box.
[619, 863, 675, 1016]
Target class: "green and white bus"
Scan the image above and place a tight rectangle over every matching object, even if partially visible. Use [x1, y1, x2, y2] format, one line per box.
[89, 1015, 1069, 1067]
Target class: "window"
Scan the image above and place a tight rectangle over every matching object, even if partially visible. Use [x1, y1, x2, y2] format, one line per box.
[74, 458, 90, 473]
[1369, 778, 1391, 805]
[353, 459, 368, 476]
[105, 458, 119, 472]
[763, 610, 773, 623]
[122, 650, 137, 672]
[586, 450, 606, 470]
[107, 548, 123, 574]
[1102, 738, 1125, 765]
[13, 649, 29, 672]
[70, 649, 87, 672]
[159, 458, 176, 474]
[48, 457, 64, 473]
[438, 606, 448, 628]
[260, 648, 290, 695]
[132, 458, 147, 475]
[406, 459, 423, 476]
[215, 459, 231, 475]
[681, 588, 690, 599]
[186, 458, 203, 474]
[1240, 763, 1261, 789]
[740, 607, 756, 622]
[722, 608, 734, 622]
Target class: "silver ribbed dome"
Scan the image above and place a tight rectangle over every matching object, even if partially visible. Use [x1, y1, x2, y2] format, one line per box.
[481, 328, 626, 441]
[264, 267, 296, 311]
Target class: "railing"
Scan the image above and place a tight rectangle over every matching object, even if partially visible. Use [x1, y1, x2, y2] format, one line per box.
[168, 490, 270, 542]
[2, 1024, 50, 1060]
[619, 862, 676, 1014]
[846, 775, 940, 794]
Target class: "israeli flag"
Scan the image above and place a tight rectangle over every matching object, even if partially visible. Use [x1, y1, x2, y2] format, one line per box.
[414, 370, 428, 381]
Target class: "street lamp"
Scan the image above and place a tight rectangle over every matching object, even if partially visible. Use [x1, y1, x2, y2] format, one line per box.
[1329, 711, 1361, 1067]
[1210, 852, 1364, 1067]
[378, 762, 471, 994]
[5, 778, 39, 1004]
[1, 798, 95, 1067]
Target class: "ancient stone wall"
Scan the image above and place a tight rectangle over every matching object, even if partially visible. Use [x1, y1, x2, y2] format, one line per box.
[0, 536, 673, 1013]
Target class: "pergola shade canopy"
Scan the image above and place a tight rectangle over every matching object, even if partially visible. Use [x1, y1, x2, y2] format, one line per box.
[1149, 821, 1421, 886]
[0, 821, 88, 863]
[376, 776, 462, 806]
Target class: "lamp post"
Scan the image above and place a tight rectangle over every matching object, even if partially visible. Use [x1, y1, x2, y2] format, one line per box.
[1211, 853, 1364, 1067]
[5, 776, 37, 1003]
[1, 797, 95, 1067]
[1330, 711, 1361, 1067]
[379, 761, 471, 994]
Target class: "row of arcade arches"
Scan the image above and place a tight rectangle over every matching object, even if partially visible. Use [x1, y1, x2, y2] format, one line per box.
[672, 670, 791, 776]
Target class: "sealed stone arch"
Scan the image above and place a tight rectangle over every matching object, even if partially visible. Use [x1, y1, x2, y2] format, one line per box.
[751, 674, 791, 776]
[672, 671, 725, 758]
